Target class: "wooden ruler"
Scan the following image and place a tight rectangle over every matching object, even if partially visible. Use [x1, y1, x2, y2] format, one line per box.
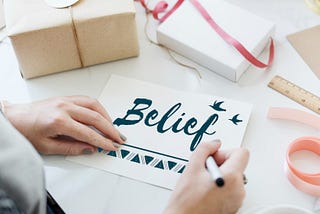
[268, 75, 320, 115]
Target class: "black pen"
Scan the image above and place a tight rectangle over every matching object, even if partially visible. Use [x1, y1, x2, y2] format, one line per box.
[206, 156, 225, 187]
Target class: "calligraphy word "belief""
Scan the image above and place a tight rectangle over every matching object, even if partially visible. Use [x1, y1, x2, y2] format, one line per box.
[113, 98, 218, 151]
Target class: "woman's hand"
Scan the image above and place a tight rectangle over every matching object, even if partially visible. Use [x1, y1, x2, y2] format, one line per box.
[165, 140, 249, 214]
[3, 96, 125, 155]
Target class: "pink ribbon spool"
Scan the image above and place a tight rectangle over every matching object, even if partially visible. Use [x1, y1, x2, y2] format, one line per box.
[286, 137, 320, 196]
[268, 107, 320, 196]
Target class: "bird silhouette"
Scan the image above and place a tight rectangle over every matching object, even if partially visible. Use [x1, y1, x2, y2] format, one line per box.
[209, 100, 226, 112]
[229, 114, 242, 125]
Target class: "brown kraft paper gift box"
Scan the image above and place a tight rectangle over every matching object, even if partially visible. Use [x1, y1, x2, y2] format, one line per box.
[4, 0, 139, 79]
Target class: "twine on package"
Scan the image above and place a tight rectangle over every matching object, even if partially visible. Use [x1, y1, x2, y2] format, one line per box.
[69, 6, 84, 67]
[44, 0, 84, 67]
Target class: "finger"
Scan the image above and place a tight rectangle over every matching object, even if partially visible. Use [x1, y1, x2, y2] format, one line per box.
[42, 138, 96, 156]
[67, 95, 113, 122]
[216, 148, 249, 173]
[59, 118, 118, 151]
[68, 105, 124, 144]
[188, 140, 222, 169]
[213, 149, 235, 165]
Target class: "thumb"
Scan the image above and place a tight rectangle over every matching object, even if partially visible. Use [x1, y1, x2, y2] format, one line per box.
[44, 139, 96, 155]
[188, 140, 221, 169]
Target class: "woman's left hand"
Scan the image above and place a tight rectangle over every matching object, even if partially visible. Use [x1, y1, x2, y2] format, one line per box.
[3, 96, 126, 155]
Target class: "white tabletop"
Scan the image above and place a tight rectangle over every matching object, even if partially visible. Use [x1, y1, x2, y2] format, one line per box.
[0, 0, 319, 213]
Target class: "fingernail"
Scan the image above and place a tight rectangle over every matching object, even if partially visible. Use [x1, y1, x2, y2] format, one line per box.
[82, 148, 94, 155]
[112, 141, 121, 148]
[120, 132, 127, 142]
[210, 139, 221, 144]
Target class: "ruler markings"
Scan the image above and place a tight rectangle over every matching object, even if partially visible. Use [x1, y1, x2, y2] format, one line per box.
[268, 75, 320, 115]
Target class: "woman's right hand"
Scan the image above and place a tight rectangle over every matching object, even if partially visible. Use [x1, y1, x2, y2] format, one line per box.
[164, 140, 249, 214]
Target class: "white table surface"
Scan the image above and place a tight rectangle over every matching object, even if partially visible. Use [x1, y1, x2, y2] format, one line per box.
[0, 0, 319, 213]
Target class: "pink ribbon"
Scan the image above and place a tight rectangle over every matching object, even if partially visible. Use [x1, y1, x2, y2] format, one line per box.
[136, 0, 274, 68]
[286, 137, 320, 196]
[268, 107, 320, 196]
[135, 0, 184, 22]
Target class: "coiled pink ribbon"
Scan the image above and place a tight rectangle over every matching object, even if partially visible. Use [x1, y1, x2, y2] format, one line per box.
[268, 107, 320, 196]
[286, 137, 320, 196]
[136, 0, 274, 68]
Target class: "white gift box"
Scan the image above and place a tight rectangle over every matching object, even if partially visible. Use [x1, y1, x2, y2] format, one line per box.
[157, 0, 275, 82]
[0, 0, 5, 29]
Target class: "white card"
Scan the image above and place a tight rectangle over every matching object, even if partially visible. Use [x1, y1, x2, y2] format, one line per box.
[67, 75, 252, 189]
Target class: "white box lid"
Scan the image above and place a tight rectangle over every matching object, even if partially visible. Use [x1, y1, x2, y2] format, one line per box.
[157, 0, 275, 81]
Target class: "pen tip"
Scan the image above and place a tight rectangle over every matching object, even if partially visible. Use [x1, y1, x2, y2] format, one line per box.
[216, 178, 225, 187]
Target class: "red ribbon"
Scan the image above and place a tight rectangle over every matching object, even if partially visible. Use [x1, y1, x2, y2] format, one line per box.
[135, 0, 183, 22]
[136, 0, 274, 68]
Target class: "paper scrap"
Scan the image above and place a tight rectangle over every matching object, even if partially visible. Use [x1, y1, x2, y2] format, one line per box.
[287, 25, 320, 80]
